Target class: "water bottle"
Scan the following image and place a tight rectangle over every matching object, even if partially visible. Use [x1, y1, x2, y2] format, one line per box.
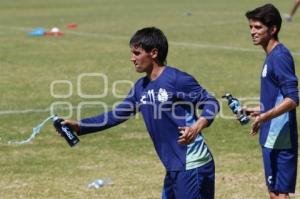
[88, 178, 112, 189]
[222, 93, 250, 125]
[52, 116, 80, 147]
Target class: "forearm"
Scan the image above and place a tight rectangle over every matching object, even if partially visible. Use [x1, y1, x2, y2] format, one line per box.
[192, 117, 209, 133]
[200, 98, 220, 126]
[79, 99, 137, 135]
[260, 97, 297, 122]
[79, 111, 122, 135]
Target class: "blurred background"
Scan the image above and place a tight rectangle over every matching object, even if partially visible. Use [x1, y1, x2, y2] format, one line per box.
[0, 0, 299, 198]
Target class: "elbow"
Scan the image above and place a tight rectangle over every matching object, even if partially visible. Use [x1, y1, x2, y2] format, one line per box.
[288, 95, 299, 107]
[286, 96, 299, 109]
[211, 98, 220, 114]
[293, 99, 298, 108]
[200, 98, 220, 126]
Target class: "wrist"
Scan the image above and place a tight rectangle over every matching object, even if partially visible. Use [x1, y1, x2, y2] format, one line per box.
[192, 125, 202, 134]
[258, 113, 268, 123]
[193, 118, 208, 133]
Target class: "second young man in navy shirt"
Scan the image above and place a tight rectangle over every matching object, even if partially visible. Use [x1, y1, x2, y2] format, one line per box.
[245, 4, 298, 199]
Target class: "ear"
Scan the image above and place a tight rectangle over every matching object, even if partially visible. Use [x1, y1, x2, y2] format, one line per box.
[150, 48, 158, 59]
[269, 25, 277, 37]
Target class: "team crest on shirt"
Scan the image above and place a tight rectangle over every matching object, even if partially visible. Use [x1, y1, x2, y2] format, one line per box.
[262, 64, 268, 77]
[140, 88, 169, 104]
[267, 176, 273, 185]
[158, 88, 168, 102]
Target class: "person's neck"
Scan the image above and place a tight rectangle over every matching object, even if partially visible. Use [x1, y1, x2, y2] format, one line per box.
[263, 39, 279, 54]
[147, 64, 166, 81]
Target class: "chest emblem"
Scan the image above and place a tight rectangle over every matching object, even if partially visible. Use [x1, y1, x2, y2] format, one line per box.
[158, 88, 168, 102]
[262, 64, 268, 77]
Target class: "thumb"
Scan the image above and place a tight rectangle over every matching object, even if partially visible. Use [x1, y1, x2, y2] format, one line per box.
[178, 126, 187, 133]
[250, 112, 260, 117]
[61, 119, 73, 125]
[178, 126, 186, 136]
[178, 126, 186, 131]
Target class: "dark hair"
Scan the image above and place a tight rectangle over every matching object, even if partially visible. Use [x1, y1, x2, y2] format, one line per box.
[245, 4, 282, 40]
[129, 27, 168, 65]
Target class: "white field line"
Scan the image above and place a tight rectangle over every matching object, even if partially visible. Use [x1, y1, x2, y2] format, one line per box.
[66, 30, 128, 40]
[0, 25, 299, 56]
[0, 108, 50, 115]
[65, 30, 300, 56]
[169, 41, 261, 53]
[0, 105, 105, 116]
[0, 25, 31, 31]
[0, 26, 294, 115]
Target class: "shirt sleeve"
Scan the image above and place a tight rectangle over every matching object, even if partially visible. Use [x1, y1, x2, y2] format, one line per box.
[175, 71, 220, 126]
[271, 53, 299, 105]
[78, 88, 138, 135]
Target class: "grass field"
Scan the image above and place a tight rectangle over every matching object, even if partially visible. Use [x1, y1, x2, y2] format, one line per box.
[0, 0, 300, 198]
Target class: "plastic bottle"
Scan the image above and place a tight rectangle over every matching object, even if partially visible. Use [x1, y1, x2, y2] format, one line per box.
[88, 178, 112, 189]
[52, 116, 80, 147]
[222, 93, 250, 125]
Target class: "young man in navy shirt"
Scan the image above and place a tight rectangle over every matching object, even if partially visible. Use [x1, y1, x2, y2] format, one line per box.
[63, 27, 219, 199]
[245, 4, 298, 199]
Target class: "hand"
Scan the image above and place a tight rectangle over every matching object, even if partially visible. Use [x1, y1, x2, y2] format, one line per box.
[241, 107, 260, 117]
[249, 111, 260, 118]
[61, 119, 80, 134]
[250, 115, 261, 136]
[177, 126, 199, 145]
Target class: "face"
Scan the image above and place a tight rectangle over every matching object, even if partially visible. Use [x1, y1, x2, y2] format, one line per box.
[248, 19, 274, 46]
[130, 46, 156, 73]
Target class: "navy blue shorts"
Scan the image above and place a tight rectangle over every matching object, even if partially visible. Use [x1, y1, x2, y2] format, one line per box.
[262, 147, 298, 193]
[162, 160, 215, 199]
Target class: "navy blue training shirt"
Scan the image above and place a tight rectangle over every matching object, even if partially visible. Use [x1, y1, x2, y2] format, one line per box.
[260, 44, 298, 149]
[79, 66, 219, 171]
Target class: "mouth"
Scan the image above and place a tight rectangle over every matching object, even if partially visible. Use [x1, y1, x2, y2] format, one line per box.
[133, 63, 140, 70]
[132, 61, 137, 66]
[134, 64, 143, 73]
[252, 36, 259, 41]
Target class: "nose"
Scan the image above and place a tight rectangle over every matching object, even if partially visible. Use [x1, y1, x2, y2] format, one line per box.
[250, 27, 256, 35]
[130, 54, 136, 62]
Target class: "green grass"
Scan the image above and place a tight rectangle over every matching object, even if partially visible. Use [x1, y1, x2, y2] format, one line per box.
[0, 0, 300, 198]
